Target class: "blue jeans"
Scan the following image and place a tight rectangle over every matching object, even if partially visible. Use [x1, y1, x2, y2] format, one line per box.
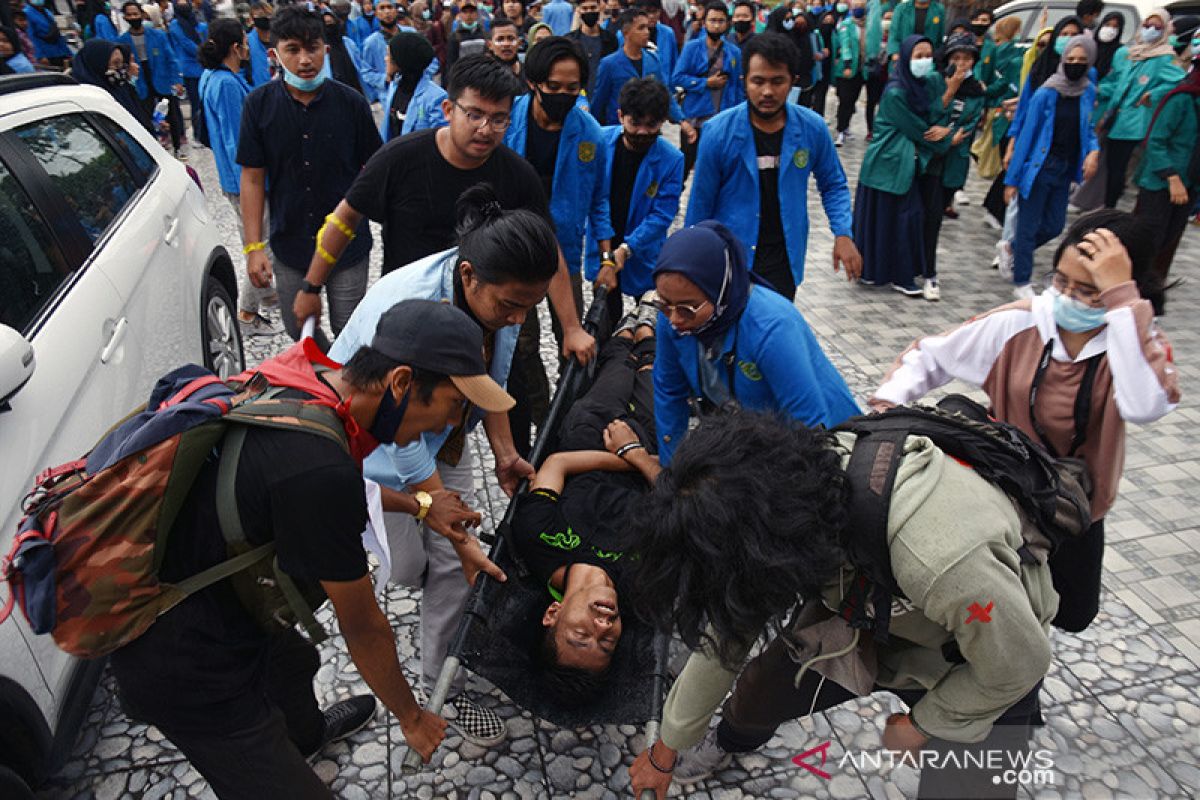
[1013, 155, 1072, 285]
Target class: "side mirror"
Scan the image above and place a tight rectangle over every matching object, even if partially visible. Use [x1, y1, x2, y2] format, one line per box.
[0, 325, 35, 413]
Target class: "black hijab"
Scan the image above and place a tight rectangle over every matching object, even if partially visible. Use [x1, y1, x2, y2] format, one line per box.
[389, 31, 435, 93]
[1094, 11, 1125, 79]
[322, 14, 365, 95]
[71, 39, 153, 131]
[1027, 15, 1081, 92]
[887, 34, 932, 115]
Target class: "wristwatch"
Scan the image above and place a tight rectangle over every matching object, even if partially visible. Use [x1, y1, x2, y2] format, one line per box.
[413, 490, 433, 522]
[300, 280, 323, 294]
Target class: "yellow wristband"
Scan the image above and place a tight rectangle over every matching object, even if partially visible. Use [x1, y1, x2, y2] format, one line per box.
[242, 241, 266, 254]
[315, 242, 338, 266]
[324, 212, 356, 240]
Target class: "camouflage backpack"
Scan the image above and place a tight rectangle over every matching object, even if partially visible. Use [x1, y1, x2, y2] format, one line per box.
[0, 350, 351, 659]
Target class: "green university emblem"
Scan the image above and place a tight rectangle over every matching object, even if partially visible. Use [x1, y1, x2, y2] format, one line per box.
[739, 360, 763, 381]
[646, 180, 659, 198]
[578, 141, 596, 163]
[793, 149, 810, 169]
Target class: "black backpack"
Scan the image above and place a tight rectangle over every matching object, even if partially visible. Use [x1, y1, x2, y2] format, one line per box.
[193, 93, 211, 149]
[833, 395, 1092, 646]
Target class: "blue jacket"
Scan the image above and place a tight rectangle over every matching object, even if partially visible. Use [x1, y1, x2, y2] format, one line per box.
[1005, 85, 1098, 199]
[542, 0, 574, 36]
[92, 13, 118, 40]
[506, 94, 614, 273]
[360, 29, 392, 103]
[246, 32, 272, 86]
[4, 53, 35, 73]
[119, 27, 180, 99]
[380, 62, 448, 141]
[654, 284, 861, 464]
[200, 66, 251, 194]
[168, 20, 207, 79]
[591, 47, 682, 125]
[686, 103, 853, 287]
[584, 126, 683, 296]
[318, 35, 363, 85]
[24, 4, 71, 60]
[673, 35, 744, 119]
[348, 14, 379, 46]
[617, 23, 678, 81]
[328, 248, 520, 488]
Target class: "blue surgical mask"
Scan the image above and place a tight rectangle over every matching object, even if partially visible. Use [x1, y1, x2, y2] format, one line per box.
[281, 64, 326, 91]
[1140, 25, 1162, 42]
[909, 56, 933, 77]
[852, 7, 864, 18]
[1052, 290, 1107, 333]
[1054, 35, 1070, 54]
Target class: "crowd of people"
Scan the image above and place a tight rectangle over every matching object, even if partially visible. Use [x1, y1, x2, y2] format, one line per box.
[7, 0, 1195, 796]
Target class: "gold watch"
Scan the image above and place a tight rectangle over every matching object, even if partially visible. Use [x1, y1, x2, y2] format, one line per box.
[413, 490, 433, 522]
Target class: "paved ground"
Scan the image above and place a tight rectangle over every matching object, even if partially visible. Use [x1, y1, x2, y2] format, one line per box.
[40, 99, 1200, 800]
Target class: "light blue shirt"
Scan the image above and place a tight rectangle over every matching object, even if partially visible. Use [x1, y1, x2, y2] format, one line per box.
[542, 0, 575, 36]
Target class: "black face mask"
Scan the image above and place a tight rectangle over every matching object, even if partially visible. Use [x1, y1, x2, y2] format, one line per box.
[1063, 62, 1088, 81]
[538, 89, 575, 124]
[733, 19, 751, 33]
[253, 16, 270, 30]
[126, 18, 143, 30]
[706, 27, 724, 40]
[624, 131, 656, 151]
[970, 22, 989, 37]
[324, 23, 339, 41]
[369, 385, 411, 445]
[580, 10, 600, 26]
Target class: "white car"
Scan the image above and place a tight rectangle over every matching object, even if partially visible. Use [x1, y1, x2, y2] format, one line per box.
[0, 73, 245, 796]
[994, 0, 1200, 48]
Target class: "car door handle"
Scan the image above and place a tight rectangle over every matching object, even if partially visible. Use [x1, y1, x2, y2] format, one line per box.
[100, 317, 129, 364]
[163, 215, 181, 246]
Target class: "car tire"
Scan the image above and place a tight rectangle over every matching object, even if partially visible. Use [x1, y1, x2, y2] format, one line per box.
[202, 278, 245, 379]
[0, 765, 35, 800]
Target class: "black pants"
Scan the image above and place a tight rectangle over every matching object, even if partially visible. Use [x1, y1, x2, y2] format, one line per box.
[1134, 187, 1198, 315]
[865, 67, 886, 135]
[811, 77, 831, 117]
[983, 137, 1012, 223]
[918, 172, 945, 279]
[115, 629, 329, 800]
[558, 335, 656, 453]
[681, 115, 711, 183]
[717, 635, 1040, 799]
[1103, 138, 1139, 208]
[183, 75, 201, 139]
[1048, 517, 1105, 633]
[835, 74, 864, 133]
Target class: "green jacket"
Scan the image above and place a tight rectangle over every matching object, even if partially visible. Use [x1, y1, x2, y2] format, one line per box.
[886, 0, 946, 57]
[1136, 92, 1200, 192]
[1097, 51, 1186, 141]
[865, 0, 897, 63]
[860, 82, 943, 194]
[941, 92, 985, 188]
[834, 17, 868, 79]
[659, 433, 1058, 750]
[973, 36, 995, 87]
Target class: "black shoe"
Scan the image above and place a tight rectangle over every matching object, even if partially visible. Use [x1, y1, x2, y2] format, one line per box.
[305, 695, 377, 762]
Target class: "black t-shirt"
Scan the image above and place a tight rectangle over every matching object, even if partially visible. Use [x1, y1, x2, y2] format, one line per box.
[751, 124, 790, 293]
[344, 128, 551, 273]
[608, 137, 647, 245]
[913, 4, 928, 35]
[512, 475, 643, 591]
[524, 105, 563, 202]
[577, 32, 604, 94]
[1050, 94, 1081, 166]
[109, 401, 368, 732]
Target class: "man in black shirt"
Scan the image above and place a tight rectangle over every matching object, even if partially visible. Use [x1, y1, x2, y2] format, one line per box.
[293, 53, 595, 367]
[238, 7, 382, 345]
[447, 0, 487, 66]
[566, 0, 619, 96]
[110, 300, 516, 798]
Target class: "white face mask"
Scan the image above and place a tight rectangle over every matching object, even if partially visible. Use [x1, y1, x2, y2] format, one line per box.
[909, 56, 933, 77]
[1140, 25, 1162, 42]
[1098, 25, 1118, 42]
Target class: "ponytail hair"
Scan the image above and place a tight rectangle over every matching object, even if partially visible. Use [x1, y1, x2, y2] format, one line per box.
[199, 18, 245, 69]
[454, 183, 559, 286]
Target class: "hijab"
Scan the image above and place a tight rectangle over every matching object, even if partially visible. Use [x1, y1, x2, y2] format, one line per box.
[1042, 33, 1096, 97]
[323, 14, 366, 95]
[1127, 8, 1175, 62]
[886, 34, 932, 115]
[1027, 15, 1081, 91]
[1020, 25, 1053, 87]
[173, 2, 201, 44]
[71, 39, 153, 131]
[1094, 11, 1125, 78]
[388, 30, 434, 92]
[653, 221, 768, 348]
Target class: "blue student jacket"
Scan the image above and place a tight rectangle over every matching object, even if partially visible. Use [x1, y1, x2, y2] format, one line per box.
[654, 285, 861, 465]
[119, 27, 180, 98]
[168, 20, 207, 79]
[591, 47, 682, 125]
[617, 23, 678, 80]
[246, 33, 272, 86]
[1005, 84, 1098, 199]
[505, 94, 614, 273]
[92, 13, 118, 40]
[348, 14, 379, 46]
[328, 248, 520, 488]
[380, 62, 448, 140]
[542, 0, 574, 36]
[360, 29, 419, 103]
[672, 35, 744, 119]
[199, 66, 251, 194]
[685, 102, 853, 287]
[5, 53, 35, 73]
[24, 4, 71, 59]
[583, 126, 683, 296]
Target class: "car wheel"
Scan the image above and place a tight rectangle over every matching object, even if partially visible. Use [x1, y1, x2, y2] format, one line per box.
[202, 279, 245, 380]
[0, 765, 35, 800]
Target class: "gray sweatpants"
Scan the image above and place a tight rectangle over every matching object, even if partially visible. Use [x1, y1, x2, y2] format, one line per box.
[383, 444, 476, 696]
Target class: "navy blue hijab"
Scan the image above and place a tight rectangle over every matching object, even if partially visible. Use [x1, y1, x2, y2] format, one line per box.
[653, 221, 770, 348]
[887, 34, 933, 116]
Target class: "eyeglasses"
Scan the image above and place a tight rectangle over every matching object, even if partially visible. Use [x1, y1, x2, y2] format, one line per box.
[1044, 271, 1102, 305]
[651, 297, 711, 321]
[453, 101, 511, 130]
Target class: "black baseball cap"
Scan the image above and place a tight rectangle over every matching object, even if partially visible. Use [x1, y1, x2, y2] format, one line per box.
[370, 299, 514, 413]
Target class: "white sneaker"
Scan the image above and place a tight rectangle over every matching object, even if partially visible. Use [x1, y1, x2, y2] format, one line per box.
[1013, 283, 1036, 300]
[954, 190, 970, 206]
[674, 727, 732, 785]
[844, 130, 854, 141]
[835, 131, 846, 147]
[922, 278, 941, 301]
[983, 212, 1002, 230]
[995, 240, 1014, 281]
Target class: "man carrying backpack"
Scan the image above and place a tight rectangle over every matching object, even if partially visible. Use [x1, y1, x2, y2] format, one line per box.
[627, 411, 1062, 800]
[107, 300, 513, 799]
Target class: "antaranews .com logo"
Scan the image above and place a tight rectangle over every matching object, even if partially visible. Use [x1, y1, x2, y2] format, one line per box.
[793, 742, 1056, 788]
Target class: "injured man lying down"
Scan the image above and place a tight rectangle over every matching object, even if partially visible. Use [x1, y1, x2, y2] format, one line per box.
[511, 302, 662, 699]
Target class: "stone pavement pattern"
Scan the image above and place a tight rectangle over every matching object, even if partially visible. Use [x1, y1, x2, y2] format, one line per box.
[41, 106, 1200, 799]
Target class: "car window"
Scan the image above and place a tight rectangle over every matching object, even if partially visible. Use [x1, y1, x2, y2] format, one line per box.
[93, 113, 158, 179]
[0, 160, 73, 333]
[996, 7, 1036, 41]
[13, 114, 143, 245]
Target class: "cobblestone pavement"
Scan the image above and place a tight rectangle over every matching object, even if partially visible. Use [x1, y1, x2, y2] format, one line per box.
[41, 101, 1200, 799]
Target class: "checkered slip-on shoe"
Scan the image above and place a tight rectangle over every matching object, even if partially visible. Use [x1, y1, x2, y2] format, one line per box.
[445, 695, 508, 747]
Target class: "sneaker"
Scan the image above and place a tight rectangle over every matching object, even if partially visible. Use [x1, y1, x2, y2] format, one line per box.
[674, 727, 732, 785]
[305, 695, 377, 762]
[954, 190, 970, 206]
[922, 278, 941, 301]
[844, 130, 854, 141]
[891, 282, 922, 297]
[835, 131, 846, 147]
[995, 240, 1014, 281]
[175, 149, 188, 162]
[445, 695, 507, 747]
[613, 310, 640, 337]
[238, 312, 281, 339]
[1013, 283, 1036, 300]
[635, 290, 659, 329]
[983, 212, 1003, 230]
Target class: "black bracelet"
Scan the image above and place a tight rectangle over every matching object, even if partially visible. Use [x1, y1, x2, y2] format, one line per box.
[615, 442, 645, 458]
[647, 745, 676, 774]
